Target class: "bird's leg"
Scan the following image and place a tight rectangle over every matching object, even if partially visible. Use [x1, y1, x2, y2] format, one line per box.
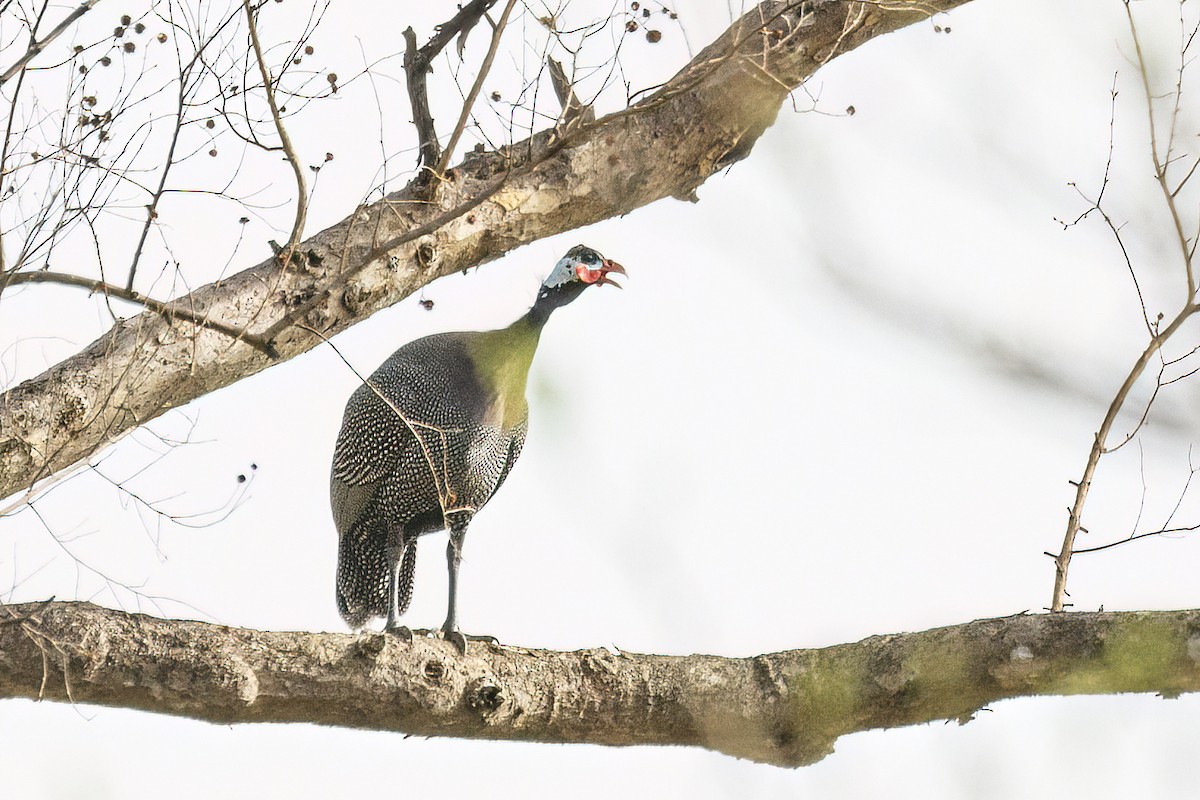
[442, 512, 494, 651]
[396, 537, 418, 616]
[384, 527, 412, 640]
[441, 519, 468, 652]
[440, 511, 497, 654]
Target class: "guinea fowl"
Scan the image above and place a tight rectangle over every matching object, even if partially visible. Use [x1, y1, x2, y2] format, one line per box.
[330, 244, 625, 650]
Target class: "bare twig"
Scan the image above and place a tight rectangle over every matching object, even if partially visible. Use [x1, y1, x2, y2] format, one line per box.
[125, 110, 185, 292]
[1051, 306, 1196, 610]
[0, 270, 275, 356]
[547, 57, 595, 129]
[401, 0, 500, 174]
[0, 56, 29, 276]
[1070, 524, 1200, 555]
[402, 26, 442, 170]
[0, 0, 104, 85]
[1126, 0, 1196, 298]
[1051, 1, 1200, 611]
[1065, 446, 1200, 556]
[244, 0, 307, 256]
[299, 324, 462, 513]
[433, 0, 519, 183]
[1055, 76, 1154, 335]
[122, 3, 250, 291]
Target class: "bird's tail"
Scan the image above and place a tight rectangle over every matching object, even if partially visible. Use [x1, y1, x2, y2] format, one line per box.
[336, 525, 417, 629]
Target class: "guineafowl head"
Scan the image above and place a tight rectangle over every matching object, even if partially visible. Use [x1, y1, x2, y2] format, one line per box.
[535, 245, 626, 310]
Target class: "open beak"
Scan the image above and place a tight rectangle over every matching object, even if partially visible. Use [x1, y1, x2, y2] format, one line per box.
[596, 259, 627, 289]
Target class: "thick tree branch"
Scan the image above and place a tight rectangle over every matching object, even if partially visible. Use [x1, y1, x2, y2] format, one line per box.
[3, 602, 1200, 767]
[0, 0, 971, 504]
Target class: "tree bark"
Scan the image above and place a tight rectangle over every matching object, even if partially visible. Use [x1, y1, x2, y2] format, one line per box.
[0, 0, 971, 504]
[3, 601, 1199, 767]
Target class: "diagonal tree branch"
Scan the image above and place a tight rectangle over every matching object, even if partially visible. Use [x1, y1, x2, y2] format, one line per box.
[3, 602, 1200, 768]
[548, 56, 596, 130]
[431, 0, 519, 184]
[0, 0, 971, 504]
[0, 270, 274, 355]
[0, 0, 105, 86]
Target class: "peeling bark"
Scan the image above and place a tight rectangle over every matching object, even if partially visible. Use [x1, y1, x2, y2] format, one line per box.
[0, 0, 971, 504]
[3, 602, 1199, 767]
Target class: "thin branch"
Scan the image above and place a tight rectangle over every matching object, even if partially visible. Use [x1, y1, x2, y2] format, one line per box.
[1070, 523, 1200, 555]
[123, 90, 186, 292]
[299, 324, 461, 513]
[1171, 156, 1200, 198]
[401, 0, 500, 174]
[244, 0, 307, 255]
[433, 0, 519, 183]
[1052, 1, 1200, 611]
[402, 26, 442, 170]
[1056, 76, 1154, 335]
[0, 0, 104, 86]
[1055, 438, 1200, 559]
[547, 56, 595, 129]
[1051, 304, 1197, 611]
[0, 50, 30, 275]
[0, 270, 275, 356]
[124, 2, 250, 291]
[1126, 0, 1196, 300]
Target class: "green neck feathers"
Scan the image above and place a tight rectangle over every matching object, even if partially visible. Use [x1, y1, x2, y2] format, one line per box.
[464, 312, 544, 428]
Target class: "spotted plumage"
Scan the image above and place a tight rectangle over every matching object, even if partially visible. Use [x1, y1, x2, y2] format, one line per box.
[330, 245, 625, 645]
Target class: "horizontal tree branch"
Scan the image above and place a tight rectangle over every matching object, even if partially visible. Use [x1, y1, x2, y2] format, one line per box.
[0, 0, 970, 503]
[3, 602, 1199, 767]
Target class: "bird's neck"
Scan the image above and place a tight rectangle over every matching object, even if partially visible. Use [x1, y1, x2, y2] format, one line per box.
[526, 281, 587, 327]
[464, 285, 584, 425]
[465, 313, 544, 426]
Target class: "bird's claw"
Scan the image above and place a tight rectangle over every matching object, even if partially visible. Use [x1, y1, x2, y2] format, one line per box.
[439, 627, 497, 655]
[445, 629, 467, 655]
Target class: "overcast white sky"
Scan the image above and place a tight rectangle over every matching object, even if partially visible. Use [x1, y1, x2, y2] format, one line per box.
[4, 0, 1200, 797]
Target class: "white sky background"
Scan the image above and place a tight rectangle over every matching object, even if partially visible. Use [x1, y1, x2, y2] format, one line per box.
[3, 0, 1200, 796]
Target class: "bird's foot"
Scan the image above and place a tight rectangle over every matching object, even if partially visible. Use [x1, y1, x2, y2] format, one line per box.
[439, 626, 497, 655]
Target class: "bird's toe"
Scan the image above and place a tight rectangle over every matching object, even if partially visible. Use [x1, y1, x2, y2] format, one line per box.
[439, 628, 498, 654]
[444, 629, 468, 655]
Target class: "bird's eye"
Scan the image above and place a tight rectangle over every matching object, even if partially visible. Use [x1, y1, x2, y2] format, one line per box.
[581, 252, 597, 265]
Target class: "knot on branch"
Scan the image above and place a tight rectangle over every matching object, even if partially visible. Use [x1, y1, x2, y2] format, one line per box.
[414, 237, 439, 271]
[467, 675, 506, 716]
